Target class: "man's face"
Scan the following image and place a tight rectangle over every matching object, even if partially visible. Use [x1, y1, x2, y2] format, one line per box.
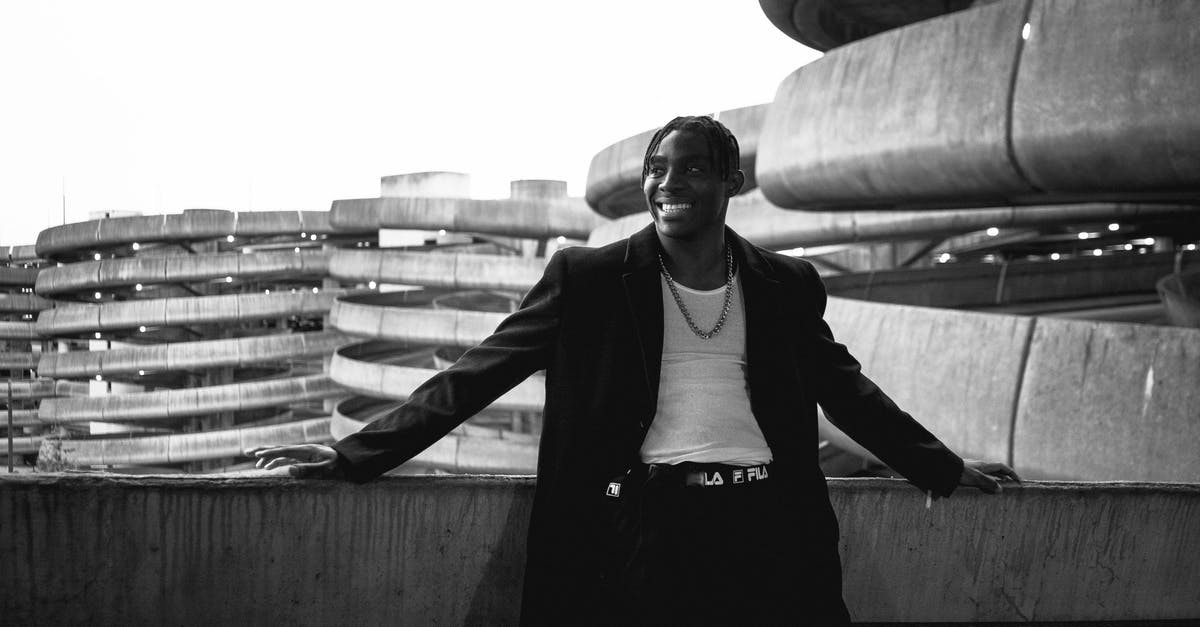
[643, 129, 741, 243]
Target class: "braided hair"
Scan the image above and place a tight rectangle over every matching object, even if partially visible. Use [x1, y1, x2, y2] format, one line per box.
[641, 115, 741, 183]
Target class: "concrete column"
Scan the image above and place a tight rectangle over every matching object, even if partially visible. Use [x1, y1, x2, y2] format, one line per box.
[510, 180, 568, 258]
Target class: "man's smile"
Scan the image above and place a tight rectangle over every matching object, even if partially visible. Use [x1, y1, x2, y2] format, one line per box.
[657, 202, 692, 217]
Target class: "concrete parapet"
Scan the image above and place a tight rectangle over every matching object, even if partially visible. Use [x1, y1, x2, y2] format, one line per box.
[1, 475, 1196, 623]
[587, 193, 1199, 250]
[0, 321, 39, 340]
[3, 244, 40, 263]
[35, 249, 330, 295]
[51, 417, 332, 466]
[825, 298, 1029, 463]
[36, 374, 341, 423]
[331, 249, 544, 292]
[757, 0, 1200, 210]
[35, 291, 339, 335]
[758, 0, 972, 51]
[0, 265, 38, 286]
[330, 299, 504, 345]
[1013, 317, 1200, 481]
[36, 330, 350, 378]
[1012, 0, 1200, 195]
[329, 197, 602, 240]
[35, 210, 347, 259]
[758, 0, 1029, 209]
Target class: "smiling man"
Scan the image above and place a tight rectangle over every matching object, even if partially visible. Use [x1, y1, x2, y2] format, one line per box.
[251, 115, 1019, 625]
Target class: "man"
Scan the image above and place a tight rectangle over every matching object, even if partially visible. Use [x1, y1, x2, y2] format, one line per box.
[252, 115, 1019, 624]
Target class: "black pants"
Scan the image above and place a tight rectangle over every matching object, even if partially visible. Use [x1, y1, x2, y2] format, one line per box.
[598, 463, 851, 626]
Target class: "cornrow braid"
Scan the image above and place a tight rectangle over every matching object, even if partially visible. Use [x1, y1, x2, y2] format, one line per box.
[641, 115, 741, 183]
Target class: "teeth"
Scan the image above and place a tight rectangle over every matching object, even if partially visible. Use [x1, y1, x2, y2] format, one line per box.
[660, 203, 691, 212]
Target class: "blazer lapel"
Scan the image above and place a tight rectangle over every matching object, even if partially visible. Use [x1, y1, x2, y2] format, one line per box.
[729, 228, 786, 432]
[621, 224, 664, 417]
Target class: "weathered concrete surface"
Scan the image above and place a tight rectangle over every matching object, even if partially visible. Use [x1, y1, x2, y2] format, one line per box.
[1, 475, 1197, 624]
[588, 192, 1200, 249]
[0, 320, 39, 340]
[35, 249, 330, 295]
[584, 104, 767, 218]
[328, 196, 603, 240]
[330, 249, 544, 292]
[825, 298, 1029, 463]
[1013, 318, 1200, 481]
[758, 0, 1030, 209]
[757, 0, 1200, 210]
[36, 374, 341, 423]
[331, 299, 505, 345]
[758, 0, 976, 51]
[50, 417, 331, 466]
[1012, 0, 1200, 195]
[35, 210, 350, 259]
[37, 330, 350, 378]
[35, 291, 338, 335]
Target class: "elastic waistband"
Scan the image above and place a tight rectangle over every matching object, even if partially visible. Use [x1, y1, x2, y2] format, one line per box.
[646, 461, 772, 488]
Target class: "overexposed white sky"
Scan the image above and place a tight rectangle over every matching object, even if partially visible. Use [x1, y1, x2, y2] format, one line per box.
[0, 1, 818, 246]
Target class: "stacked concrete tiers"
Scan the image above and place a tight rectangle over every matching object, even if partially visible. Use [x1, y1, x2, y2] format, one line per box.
[29, 209, 370, 470]
[325, 174, 598, 474]
[0, 246, 53, 460]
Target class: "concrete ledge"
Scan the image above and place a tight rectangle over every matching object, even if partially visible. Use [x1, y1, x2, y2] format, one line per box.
[758, 0, 972, 51]
[330, 249, 544, 291]
[34, 210, 349, 259]
[35, 250, 331, 295]
[36, 330, 350, 378]
[1, 475, 1196, 624]
[36, 374, 341, 423]
[35, 291, 339, 336]
[328, 197, 603, 240]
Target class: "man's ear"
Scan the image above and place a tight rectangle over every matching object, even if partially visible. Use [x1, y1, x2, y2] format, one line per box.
[726, 170, 745, 197]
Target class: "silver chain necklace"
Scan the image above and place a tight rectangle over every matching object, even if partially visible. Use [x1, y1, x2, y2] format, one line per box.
[657, 245, 734, 340]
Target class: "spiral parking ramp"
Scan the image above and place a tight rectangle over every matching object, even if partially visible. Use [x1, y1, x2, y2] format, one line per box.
[324, 174, 586, 474]
[0, 247, 53, 462]
[29, 209, 372, 471]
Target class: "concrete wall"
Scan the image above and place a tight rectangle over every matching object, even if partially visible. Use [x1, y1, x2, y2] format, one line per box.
[2, 475, 1197, 624]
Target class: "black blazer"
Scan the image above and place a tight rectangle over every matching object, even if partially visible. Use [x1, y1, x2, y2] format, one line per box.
[333, 223, 964, 624]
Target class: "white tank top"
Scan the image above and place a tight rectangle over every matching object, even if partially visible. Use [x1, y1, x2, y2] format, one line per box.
[639, 272, 773, 466]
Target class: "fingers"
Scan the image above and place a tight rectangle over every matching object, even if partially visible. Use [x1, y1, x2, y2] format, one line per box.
[288, 459, 336, 478]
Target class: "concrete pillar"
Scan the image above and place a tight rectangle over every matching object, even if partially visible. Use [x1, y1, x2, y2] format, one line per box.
[510, 180, 568, 258]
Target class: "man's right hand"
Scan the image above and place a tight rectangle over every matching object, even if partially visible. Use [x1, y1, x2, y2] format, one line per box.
[244, 444, 340, 478]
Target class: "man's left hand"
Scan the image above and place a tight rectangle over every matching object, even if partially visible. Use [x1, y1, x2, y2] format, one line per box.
[959, 459, 1021, 494]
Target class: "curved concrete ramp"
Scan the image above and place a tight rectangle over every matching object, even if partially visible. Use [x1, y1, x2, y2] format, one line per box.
[587, 192, 1198, 249]
[330, 249, 544, 292]
[35, 291, 339, 336]
[329, 197, 603, 240]
[825, 297, 1200, 482]
[757, 1, 1200, 209]
[330, 298, 505, 345]
[35, 209, 354, 260]
[36, 374, 341, 423]
[37, 330, 350, 378]
[48, 417, 332, 466]
[758, 0, 971, 51]
[35, 249, 331, 295]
